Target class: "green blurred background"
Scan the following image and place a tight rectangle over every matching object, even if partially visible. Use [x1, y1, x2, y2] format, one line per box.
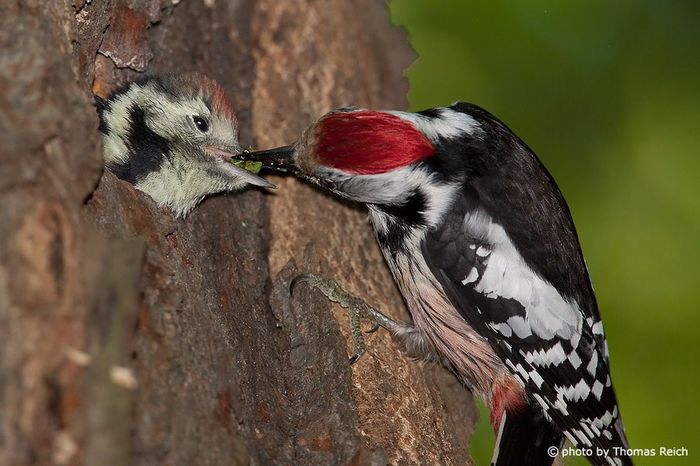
[389, 1, 699, 464]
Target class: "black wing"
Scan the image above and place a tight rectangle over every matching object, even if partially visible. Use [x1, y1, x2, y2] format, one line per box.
[421, 184, 629, 464]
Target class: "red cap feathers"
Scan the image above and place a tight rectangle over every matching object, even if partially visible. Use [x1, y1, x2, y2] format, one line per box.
[197, 74, 237, 126]
[177, 73, 237, 127]
[313, 110, 434, 175]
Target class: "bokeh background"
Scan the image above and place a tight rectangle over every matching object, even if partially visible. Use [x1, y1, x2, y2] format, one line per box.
[390, 1, 700, 465]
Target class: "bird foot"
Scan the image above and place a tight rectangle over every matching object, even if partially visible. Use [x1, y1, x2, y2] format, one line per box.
[291, 273, 397, 364]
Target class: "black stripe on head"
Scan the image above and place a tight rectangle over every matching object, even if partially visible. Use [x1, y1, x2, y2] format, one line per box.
[107, 105, 170, 184]
[95, 96, 110, 135]
[95, 81, 143, 137]
[375, 189, 427, 253]
[95, 76, 175, 132]
[411, 106, 482, 183]
[417, 108, 442, 119]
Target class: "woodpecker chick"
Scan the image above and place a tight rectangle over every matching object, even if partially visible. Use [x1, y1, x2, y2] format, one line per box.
[96, 74, 273, 217]
[243, 105, 632, 466]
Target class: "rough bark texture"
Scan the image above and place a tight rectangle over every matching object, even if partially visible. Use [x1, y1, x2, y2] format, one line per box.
[0, 1, 477, 465]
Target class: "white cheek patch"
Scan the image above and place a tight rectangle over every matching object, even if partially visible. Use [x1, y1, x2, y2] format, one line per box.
[326, 165, 460, 228]
[322, 164, 425, 205]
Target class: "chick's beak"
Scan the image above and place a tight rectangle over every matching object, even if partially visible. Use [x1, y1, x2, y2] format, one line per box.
[238, 145, 298, 173]
[207, 146, 277, 189]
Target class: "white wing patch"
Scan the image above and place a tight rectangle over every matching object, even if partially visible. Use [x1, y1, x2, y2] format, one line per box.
[490, 322, 512, 337]
[506, 316, 533, 338]
[453, 209, 626, 456]
[462, 209, 583, 341]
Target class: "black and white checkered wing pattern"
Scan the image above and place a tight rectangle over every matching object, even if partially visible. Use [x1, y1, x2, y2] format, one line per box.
[422, 201, 629, 463]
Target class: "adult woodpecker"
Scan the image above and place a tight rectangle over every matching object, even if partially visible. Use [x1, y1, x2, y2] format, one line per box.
[96, 73, 274, 217]
[241, 104, 632, 466]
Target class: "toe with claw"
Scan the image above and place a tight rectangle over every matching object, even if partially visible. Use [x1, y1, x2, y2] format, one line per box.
[291, 273, 397, 364]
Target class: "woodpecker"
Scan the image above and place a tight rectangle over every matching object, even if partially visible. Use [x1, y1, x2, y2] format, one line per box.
[242, 104, 632, 466]
[96, 73, 273, 217]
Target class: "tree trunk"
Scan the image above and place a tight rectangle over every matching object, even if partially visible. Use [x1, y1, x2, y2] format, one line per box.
[0, 1, 477, 465]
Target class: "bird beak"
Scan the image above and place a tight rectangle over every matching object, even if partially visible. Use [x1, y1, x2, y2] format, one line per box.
[238, 145, 298, 174]
[207, 146, 277, 189]
[240, 144, 345, 197]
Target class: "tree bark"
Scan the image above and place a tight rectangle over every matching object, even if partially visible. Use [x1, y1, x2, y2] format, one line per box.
[0, 1, 477, 465]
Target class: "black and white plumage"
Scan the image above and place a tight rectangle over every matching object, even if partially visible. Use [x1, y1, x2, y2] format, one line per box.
[96, 73, 274, 217]
[243, 103, 631, 465]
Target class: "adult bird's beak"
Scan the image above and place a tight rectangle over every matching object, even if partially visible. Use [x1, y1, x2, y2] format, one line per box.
[240, 144, 343, 197]
[238, 145, 297, 173]
[207, 146, 277, 189]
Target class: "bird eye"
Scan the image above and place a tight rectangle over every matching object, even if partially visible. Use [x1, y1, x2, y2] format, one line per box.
[193, 116, 209, 132]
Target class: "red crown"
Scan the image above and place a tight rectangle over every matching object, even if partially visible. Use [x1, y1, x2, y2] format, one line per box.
[314, 110, 434, 175]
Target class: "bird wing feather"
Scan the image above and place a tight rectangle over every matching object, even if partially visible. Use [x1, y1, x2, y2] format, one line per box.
[421, 190, 629, 462]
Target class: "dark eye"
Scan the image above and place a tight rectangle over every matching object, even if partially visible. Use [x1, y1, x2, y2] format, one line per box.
[193, 116, 209, 132]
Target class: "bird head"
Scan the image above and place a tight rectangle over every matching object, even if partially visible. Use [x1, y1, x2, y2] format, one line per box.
[97, 73, 273, 217]
[239, 105, 487, 207]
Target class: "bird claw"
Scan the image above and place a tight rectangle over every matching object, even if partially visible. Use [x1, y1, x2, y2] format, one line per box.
[365, 322, 381, 334]
[291, 273, 396, 364]
[290, 273, 321, 294]
[348, 351, 363, 365]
